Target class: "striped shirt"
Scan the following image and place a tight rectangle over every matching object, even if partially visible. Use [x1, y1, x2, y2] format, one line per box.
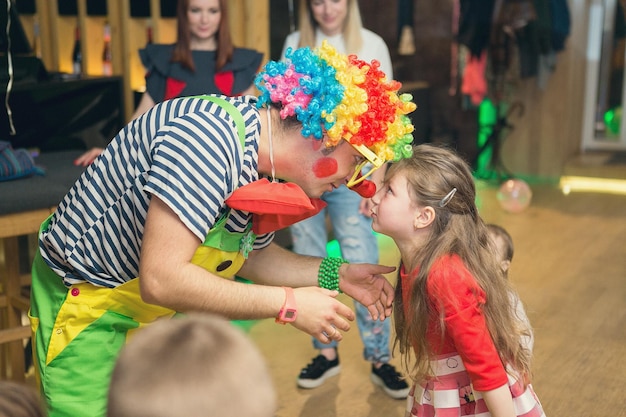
[40, 95, 273, 288]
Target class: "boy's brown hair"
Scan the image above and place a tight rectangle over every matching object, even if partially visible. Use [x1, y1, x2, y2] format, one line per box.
[107, 313, 276, 417]
[0, 381, 46, 417]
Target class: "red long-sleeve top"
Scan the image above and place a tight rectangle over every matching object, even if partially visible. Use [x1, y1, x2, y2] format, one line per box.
[401, 254, 508, 391]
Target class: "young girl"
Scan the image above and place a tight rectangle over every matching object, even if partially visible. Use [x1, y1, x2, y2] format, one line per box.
[370, 144, 545, 417]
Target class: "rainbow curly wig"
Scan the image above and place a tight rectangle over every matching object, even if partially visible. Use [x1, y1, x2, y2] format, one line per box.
[255, 41, 416, 164]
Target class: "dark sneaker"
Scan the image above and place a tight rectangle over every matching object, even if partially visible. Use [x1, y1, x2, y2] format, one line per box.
[296, 354, 341, 388]
[370, 363, 410, 399]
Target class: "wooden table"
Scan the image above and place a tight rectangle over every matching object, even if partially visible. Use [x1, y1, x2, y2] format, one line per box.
[0, 150, 84, 381]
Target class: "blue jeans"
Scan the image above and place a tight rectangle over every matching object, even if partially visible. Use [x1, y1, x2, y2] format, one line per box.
[290, 185, 391, 363]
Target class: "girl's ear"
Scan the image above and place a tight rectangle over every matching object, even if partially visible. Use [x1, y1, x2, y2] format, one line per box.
[500, 259, 511, 273]
[414, 206, 436, 230]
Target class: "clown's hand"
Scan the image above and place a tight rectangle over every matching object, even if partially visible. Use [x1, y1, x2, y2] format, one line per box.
[289, 287, 355, 344]
[338, 263, 396, 320]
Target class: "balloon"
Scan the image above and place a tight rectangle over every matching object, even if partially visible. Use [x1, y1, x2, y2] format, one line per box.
[497, 179, 532, 213]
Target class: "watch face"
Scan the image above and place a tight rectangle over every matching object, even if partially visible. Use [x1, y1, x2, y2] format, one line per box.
[284, 310, 296, 320]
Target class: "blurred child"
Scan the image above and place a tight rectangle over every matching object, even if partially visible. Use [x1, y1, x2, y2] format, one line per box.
[107, 314, 276, 417]
[486, 223, 534, 352]
[0, 380, 46, 417]
[370, 144, 545, 417]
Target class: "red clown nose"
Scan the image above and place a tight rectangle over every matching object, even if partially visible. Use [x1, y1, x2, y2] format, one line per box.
[349, 172, 377, 198]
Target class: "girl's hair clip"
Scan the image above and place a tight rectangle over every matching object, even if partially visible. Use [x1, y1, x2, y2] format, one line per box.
[438, 188, 457, 207]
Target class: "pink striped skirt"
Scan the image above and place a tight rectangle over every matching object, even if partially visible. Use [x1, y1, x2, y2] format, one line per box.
[406, 354, 546, 417]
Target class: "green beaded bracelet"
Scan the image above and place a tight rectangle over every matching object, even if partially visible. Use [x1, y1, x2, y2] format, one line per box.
[318, 257, 348, 292]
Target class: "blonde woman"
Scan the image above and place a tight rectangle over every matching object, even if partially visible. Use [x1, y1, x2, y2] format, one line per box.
[284, 0, 409, 399]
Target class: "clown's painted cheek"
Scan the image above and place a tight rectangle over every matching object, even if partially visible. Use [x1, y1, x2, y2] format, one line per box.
[313, 157, 338, 178]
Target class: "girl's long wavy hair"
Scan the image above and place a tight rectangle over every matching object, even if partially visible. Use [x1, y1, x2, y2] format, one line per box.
[172, 0, 234, 72]
[297, 0, 363, 53]
[390, 144, 533, 384]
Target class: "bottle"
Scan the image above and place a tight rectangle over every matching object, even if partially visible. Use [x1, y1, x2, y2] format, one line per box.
[71, 26, 82, 75]
[33, 17, 42, 59]
[102, 22, 112, 76]
[146, 24, 153, 45]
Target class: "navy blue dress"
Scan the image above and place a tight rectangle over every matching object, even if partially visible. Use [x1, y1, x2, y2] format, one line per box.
[139, 44, 263, 100]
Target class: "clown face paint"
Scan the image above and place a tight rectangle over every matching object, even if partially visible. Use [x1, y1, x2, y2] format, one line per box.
[312, 157, 338, 178]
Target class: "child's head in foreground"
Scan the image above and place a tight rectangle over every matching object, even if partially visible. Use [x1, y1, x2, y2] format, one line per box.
[0, 380, 46, 417]
[107, 313, 276, 417]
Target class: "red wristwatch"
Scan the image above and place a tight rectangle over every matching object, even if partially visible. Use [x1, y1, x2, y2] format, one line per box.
[275, 287, 297, 324]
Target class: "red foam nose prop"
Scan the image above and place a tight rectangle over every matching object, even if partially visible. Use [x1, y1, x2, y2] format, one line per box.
[349, 176, 376, 198]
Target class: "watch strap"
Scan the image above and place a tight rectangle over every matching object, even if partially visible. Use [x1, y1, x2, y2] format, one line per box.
[275, 286, 297, 324]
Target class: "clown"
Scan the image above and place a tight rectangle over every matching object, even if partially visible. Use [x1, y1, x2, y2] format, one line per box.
[194, 42, 416, 277]
[29, 42, 416, 417]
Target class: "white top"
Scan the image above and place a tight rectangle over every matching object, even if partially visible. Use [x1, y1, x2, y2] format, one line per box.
[281, 28, 393, 79]
[510, 291, 535, 352]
